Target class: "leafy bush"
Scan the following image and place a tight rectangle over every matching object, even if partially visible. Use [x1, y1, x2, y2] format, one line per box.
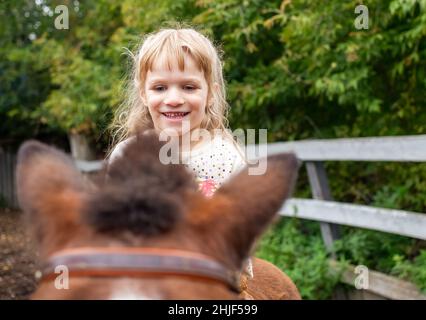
[392, 250, 426, 293]
[333, 228, 416, 274]
[256, 218, 342, 299]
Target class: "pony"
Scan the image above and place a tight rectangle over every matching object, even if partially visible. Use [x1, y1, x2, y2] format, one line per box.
[16, 131, 300, 299]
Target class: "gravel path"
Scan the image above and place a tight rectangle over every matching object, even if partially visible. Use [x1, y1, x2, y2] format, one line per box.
[0, 209, 38, 299]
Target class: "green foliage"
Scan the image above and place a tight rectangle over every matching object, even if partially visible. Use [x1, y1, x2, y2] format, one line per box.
[324, 162, 426, 213]
[333, 229, 415, 273]
[0, 0, 53, 140]
[392, 250, 426, 293]
[194, 0, 426, 139]
[30, 38, 115, 135]
[256, 219, 341, 299]
[3, 0, 426, 140]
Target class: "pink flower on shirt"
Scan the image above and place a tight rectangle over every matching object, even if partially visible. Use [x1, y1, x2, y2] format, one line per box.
[198, 178, 218, 198]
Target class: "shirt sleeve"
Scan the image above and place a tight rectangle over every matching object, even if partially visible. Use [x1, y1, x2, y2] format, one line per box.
[108, 138, 134, 165]
[232, 147, 247, 174]
[222, 140, 248, 182]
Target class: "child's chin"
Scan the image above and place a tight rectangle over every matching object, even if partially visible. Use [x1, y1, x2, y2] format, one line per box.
[159, 121, 193, 136]
[160, 126, 187, 137]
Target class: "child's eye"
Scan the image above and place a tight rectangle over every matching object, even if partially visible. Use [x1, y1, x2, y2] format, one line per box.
[153, 85, 166, 91]
[183, 85, 196, 91]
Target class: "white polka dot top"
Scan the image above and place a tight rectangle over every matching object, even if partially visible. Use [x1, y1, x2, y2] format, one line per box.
[181, 134, 247, 188]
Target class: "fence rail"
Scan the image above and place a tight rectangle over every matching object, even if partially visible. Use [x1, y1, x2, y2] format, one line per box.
[75, 159, 103, 172]
[246, 134, 426, 162]
[281, 199, 426, 240]
[328, 260, 426, 300]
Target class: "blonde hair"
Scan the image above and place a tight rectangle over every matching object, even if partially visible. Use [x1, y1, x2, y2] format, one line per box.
[108, 27, 231, 155]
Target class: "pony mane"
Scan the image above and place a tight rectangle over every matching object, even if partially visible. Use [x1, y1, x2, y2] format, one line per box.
[85, 132, 197, 236]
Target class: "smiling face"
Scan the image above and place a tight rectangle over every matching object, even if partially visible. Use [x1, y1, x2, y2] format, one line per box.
[143, 53, 210, 137]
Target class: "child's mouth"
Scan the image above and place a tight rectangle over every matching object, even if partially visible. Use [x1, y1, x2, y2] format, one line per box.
[162, 112, 190, 120]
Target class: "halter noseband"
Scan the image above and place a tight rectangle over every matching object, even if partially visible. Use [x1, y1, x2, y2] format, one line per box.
[41, 247, 241, 293]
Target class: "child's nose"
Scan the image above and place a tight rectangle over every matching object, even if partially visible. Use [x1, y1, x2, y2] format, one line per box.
[164, 87, 184, 106]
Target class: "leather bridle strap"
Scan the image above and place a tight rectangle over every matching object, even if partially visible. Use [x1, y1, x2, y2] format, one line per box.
[41, 247, 241, 292]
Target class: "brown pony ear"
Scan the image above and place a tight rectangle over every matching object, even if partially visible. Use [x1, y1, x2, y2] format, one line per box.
[196, 153, 299, 269]
[16, 140, 87, 256]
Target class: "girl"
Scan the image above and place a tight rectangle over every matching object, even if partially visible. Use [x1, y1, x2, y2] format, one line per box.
[108, 28, 252, 279]
[109, 28, 247, 197]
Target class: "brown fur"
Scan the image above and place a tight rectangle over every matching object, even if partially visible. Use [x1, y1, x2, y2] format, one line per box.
[86, 133, 197, 236]
[241, 258, 301, 300]
[16, 131, 301, 299]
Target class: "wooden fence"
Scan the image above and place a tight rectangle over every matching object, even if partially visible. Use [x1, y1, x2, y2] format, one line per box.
[246, 135, 426, 300]
[2, 135, 426, 299]
[0, 147, 18, 209]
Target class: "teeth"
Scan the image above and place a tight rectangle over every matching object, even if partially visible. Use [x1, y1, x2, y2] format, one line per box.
[163, 112, 188, 118]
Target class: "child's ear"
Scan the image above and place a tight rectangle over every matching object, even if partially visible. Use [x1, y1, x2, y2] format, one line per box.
[16, 140, 88, 257]
[140, 89, 147, 106]
[190, 154, 299, 269]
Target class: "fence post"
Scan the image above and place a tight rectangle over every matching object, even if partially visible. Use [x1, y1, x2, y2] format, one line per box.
[306, 161, 346, 299]
[0, 147, 4, 206]
[0, 147, 19, 209]
[306, 161, 341, 254]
